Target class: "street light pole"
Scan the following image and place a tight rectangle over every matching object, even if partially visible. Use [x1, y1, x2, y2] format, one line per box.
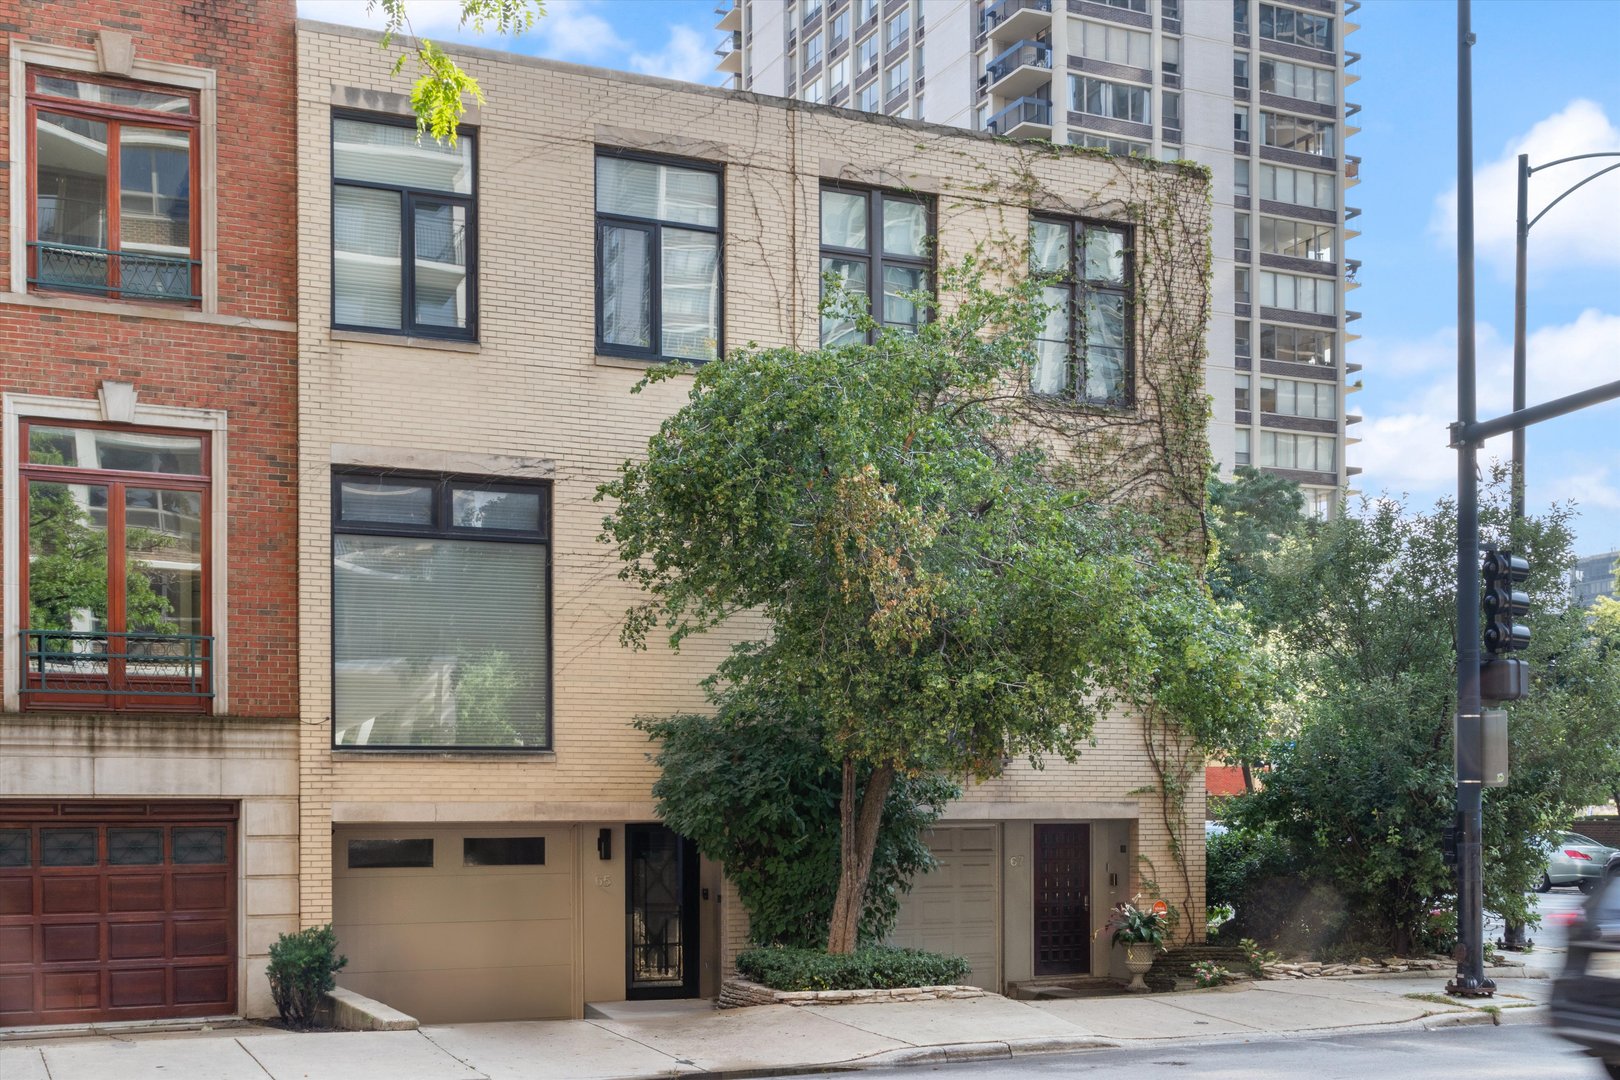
[1448, 0, 1493, 999]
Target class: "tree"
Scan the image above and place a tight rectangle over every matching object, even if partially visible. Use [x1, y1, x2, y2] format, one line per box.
[638, 701, 957, 948]
[601, 266, 1271, 953]
[1226, 483, 1620, 953]
[369, 0, 544, 143]
[1207, 466, 1307, 609]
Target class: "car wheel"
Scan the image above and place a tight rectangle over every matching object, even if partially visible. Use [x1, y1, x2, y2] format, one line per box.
[1579, 878, 1598, 895]
[1537, 872, 1552, 893]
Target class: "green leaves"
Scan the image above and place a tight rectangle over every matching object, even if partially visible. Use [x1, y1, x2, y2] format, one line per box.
[1222, 479, 1620, 952]
[368, 0, 543, 144]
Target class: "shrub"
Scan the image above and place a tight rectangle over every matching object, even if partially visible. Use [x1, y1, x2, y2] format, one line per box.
[1239, 937, 1277, 977]
[639, 710, 956, 948]
[1190, 960, 1234, 988]
[736, 946, 970, 991]
[267, 924, 347, 1029]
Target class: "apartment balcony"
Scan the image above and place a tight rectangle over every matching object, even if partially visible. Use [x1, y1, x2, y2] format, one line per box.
[982, 0, 1052, 45]
[986, 39, 1052, 100]
[715, 45, 743, 74]
[714, 3, 742, 32]
[987, 96, 1053, 139]
[1345, 256, 1361, 284]
[20, 629, 215, 711]
[1345, 413, 1363, 426]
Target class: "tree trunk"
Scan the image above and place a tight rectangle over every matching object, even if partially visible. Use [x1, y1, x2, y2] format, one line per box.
[826, 759, 897, 955]
[1241, 761, 1255, 794]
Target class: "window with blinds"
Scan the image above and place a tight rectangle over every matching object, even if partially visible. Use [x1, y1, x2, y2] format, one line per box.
[595, 151, 722, 362]
[331, 472, 550, 750]
[331, 113, 476, 339]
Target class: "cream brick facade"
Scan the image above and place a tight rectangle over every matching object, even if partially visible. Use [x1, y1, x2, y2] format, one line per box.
[296, 21, 1210, 1015]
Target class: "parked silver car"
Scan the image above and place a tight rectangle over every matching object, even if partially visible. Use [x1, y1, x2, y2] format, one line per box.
[1550, 873, 1620, 1078]
[1540, 831, 1618, 894]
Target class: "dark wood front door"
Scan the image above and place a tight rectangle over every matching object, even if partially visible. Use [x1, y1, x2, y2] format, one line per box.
[1033, 823, 1090, 976]
[0, 801, 237, 1027]
[625, 824, 699, 999]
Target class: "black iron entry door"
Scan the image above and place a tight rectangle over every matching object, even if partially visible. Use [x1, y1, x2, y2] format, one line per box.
[625, 823, 700, 999]
[1033, 823, 1091, 976]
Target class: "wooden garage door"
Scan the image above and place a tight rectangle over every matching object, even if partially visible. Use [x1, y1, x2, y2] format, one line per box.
[889, 826, 1000, 989]
[333, 825, 575, 1023]
[0, 801, 237, 1027]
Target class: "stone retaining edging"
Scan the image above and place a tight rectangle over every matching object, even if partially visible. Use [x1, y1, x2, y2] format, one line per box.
[718, 979, 988, 1009]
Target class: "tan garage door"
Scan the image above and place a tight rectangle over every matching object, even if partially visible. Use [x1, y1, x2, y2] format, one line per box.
[332, 825, 574, 1023]
[889, 825, 1000, 989]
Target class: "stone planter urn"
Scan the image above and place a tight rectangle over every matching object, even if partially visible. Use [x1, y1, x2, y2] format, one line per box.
[1123, 942, 1157, 992]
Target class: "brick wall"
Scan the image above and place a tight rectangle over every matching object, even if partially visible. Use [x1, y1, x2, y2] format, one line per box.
[0, 0, 299, 718]
[295, 22, 1211, 923]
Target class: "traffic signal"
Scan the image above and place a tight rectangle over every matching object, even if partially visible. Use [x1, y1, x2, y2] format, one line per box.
[1481, 551, 1530, 654]
[1480, 550, 1530, 703]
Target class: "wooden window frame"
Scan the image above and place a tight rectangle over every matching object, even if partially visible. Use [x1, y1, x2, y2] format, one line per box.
[26, 68, 202, 305]
[18, 418, 213, 712]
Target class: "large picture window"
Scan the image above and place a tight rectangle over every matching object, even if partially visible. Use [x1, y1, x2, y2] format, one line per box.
[1029, 217, 1133, 406]
[595, 151, 722, 362]
[819, 183, 932, 345]
[28, 71, 200, 303]
[332, 472, 550, 749]
[331, 114, 477, 338]
[19, 421, 210, 710]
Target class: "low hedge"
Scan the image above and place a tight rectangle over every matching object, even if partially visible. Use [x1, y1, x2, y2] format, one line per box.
[736, 946, 971, 991]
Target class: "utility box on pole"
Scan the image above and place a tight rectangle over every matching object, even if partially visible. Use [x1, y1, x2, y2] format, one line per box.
[1455, 708, 1509, 788]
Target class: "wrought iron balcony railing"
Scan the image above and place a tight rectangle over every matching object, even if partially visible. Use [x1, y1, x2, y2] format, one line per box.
[987, 96, 1053, 135]
[21, 629, 214, 705]
[28, 241, 199, 303]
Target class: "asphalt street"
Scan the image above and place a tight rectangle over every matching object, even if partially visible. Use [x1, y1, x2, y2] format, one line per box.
[1490, 886, 1587, 956]
[805, 1023, 1605, 1079]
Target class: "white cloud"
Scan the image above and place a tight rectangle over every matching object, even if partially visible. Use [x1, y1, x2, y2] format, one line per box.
[1546, 467, 1620, 513]
[1350, 309, 1620, 500]
[297, 1, 725, 84]
[1432, 99, 1620, 274]
[629, 24, 722, 86]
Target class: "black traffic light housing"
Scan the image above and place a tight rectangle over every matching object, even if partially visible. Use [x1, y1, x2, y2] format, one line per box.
[1480, 550, 1530, 703]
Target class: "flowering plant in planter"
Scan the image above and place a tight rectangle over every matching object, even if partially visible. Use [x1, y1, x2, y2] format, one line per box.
[1101, 898, 1170, 950]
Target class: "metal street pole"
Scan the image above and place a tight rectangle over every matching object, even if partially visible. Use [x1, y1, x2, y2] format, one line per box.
[1511, 153, 1529, 523]
[1448, 0, 1493, 999]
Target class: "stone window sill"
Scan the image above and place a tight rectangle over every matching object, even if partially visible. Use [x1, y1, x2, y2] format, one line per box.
[330, 329, 481, 353]
[0, 290, 294, 333]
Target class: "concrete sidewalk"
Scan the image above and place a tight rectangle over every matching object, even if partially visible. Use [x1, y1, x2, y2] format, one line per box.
[0, 973, 1552, 1080]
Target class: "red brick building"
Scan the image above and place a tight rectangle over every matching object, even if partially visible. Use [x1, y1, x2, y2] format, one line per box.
[0, 1, 299, 1025]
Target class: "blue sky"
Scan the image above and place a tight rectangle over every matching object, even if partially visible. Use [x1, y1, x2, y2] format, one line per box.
[298, 0, 1620, 558]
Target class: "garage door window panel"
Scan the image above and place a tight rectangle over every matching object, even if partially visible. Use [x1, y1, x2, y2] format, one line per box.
[347, 838, 434, 869]
[333, 472, 551, 750]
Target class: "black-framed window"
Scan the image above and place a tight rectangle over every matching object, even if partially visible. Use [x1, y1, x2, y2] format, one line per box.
[331, 113, 476, 339]
[1030, 217, 1133, 406]
[331, 471, 550, 750]
[595, 150, 723, 363]
[819, 183, 933, 345]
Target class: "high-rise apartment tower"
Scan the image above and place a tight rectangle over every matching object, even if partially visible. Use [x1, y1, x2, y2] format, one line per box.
[717, 0, 1361, 513]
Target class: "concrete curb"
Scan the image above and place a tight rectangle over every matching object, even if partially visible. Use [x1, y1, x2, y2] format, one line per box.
[657, 1036, 1123, 1078]
[1327, 967, 1551, 982]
